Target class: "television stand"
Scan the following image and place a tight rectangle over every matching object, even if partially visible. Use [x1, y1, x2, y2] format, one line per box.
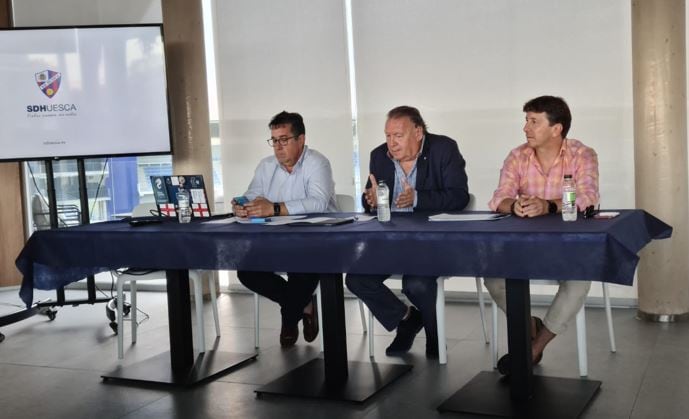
[0, 158, 110, 342]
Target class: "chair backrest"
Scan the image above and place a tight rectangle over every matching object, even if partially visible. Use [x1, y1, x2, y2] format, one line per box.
[56, 205, 81, 227]
[31, 194, 50, 230]
[131, 202, 159, 217]
[465, 193, 477, 211]
[336, 194, 355, 212]
[31, 194, 82, 230]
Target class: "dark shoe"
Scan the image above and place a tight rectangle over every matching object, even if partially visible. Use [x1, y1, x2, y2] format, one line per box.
[497, 353, 511, 375]
[496, 352, 543, 376]
[425, 329, 439, 359]
[425, 342, 439, 359]
[280, 324, 299, 348]
[385, 307, 423, 356]
[302, 296, 319, 343]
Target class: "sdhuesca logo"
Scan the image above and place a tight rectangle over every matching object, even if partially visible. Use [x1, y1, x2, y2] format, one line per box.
[35, 69, 62, 99]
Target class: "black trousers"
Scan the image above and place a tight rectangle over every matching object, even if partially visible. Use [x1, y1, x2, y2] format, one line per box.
[237, 271, 322, 327]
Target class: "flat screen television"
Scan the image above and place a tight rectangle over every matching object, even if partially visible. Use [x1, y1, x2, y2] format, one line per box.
[0, 24, 172, 162]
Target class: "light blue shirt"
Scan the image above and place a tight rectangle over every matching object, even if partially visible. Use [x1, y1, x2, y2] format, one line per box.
[389, 136, 424, 212]
[244, 145, 338, 214]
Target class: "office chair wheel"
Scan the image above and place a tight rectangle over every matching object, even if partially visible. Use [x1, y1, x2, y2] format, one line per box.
[38, 307, 57, 321]
[0, 332, 4, 343]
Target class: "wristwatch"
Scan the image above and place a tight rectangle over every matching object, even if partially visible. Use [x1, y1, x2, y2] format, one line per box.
[273, 202, 281, 216]
[547, 200, 558, 214]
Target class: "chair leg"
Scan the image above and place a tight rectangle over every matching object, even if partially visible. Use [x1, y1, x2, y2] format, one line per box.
[437, 277, 447, 364]
[316, 283, 324, 352]
[254, 293, 260, 349]
[575, 304, 588, 377]
[368, 307, 374, 358]
[116, 277, 126, 359]
[131, 280, 137, 344]
[358, 300, 368, 334]
[475, 277, 489, 344]
[193, 275, 206, 353]
[209, 276, 220, 337]
[491, 298, 498, 368]
[602, 283, 616, 353]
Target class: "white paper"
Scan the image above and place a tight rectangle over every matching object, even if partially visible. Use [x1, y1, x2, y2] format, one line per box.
[204, 216, 238, 224]
[594, 211, 620, 219]
[428, 213, 509, 222]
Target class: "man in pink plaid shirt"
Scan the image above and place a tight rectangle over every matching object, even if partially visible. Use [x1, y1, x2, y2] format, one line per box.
[485, 95, 599, 375]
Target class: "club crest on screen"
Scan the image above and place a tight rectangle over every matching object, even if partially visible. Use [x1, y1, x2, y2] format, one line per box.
[35, 69, 62, 98]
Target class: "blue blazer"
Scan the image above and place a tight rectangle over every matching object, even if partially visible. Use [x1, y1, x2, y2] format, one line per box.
[362, 133, 469, 212]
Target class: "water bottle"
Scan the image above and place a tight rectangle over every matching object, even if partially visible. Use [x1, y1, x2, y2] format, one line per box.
[562, 174, 577, 222]
[177, 190, 192, 223]
[376, 180, 391, 222]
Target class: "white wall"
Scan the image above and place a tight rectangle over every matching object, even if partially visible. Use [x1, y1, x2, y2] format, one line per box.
[213, 0, 356, 210]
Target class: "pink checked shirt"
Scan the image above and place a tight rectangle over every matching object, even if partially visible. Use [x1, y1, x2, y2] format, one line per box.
[488, 138, 599, 211]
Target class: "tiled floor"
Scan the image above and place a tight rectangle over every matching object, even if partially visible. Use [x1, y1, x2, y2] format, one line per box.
[1, 288, 688, 419]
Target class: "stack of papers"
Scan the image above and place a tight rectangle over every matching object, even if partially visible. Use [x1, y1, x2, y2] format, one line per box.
[428, 213, 509, 222]
[203, 215, 307, 225]
[285, 216, 355, 226]
[204, 215, 364, 226]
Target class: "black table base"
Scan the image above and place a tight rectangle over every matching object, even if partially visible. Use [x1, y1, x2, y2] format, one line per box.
[255, 358, 412, 403]
[102, 349, 257, 386]
[438, 371, 601, 418]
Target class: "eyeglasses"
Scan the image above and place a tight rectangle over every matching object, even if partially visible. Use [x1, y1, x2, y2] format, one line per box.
[267, 136, 297, 147]
[583, 204, 600, 219]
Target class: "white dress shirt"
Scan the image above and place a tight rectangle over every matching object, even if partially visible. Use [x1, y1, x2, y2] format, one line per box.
[244, 145, 338, 214]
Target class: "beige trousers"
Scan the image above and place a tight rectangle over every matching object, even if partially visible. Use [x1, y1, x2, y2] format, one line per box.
[484, 278, 591, 335]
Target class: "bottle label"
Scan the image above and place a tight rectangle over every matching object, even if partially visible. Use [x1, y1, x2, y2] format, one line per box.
[564, 191, 576, 203]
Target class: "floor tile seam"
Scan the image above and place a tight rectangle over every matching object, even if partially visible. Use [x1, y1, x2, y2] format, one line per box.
[0, 361, 110, 374]
[115, 392, 172, 419]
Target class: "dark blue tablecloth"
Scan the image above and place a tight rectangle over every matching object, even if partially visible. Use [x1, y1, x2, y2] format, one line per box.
[16, 210, 671, 307]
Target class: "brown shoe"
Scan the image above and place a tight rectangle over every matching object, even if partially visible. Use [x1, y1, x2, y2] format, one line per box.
[302, 296, 319, 343]
[280, 324, 298, 347]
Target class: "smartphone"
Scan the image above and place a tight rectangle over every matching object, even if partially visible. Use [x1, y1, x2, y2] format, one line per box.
[233, 196, 249, 206]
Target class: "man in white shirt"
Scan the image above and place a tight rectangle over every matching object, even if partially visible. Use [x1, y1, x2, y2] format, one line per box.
[232, 111, 338, 348]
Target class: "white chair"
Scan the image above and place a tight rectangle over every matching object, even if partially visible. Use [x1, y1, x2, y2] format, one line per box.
[366, 276, 488, 365]
[113, 203, 220, 359]
[489, 281, 616, 376]
[365, 193, 490, 365]
[335, 193, 369, 338]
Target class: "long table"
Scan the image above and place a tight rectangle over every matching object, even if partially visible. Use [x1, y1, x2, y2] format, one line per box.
[16, 211, 670, 410]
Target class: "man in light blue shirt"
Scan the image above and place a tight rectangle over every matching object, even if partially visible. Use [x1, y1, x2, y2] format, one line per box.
[232, 111, 338, 348]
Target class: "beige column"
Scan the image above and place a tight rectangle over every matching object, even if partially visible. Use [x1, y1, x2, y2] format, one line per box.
[161, 0, 214, 208]
[161, 0, 217, 297]
[632, 0, 689, 321]
[0, 0, 26, 288]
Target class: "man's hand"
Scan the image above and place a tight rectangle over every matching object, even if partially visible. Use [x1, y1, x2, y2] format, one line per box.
[364, 174, 378, 208]
[232, 198, 248, 218]
[514, 195, 547, 218]
[395, 178, 415, 208]
[243, 196, 273, 217]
